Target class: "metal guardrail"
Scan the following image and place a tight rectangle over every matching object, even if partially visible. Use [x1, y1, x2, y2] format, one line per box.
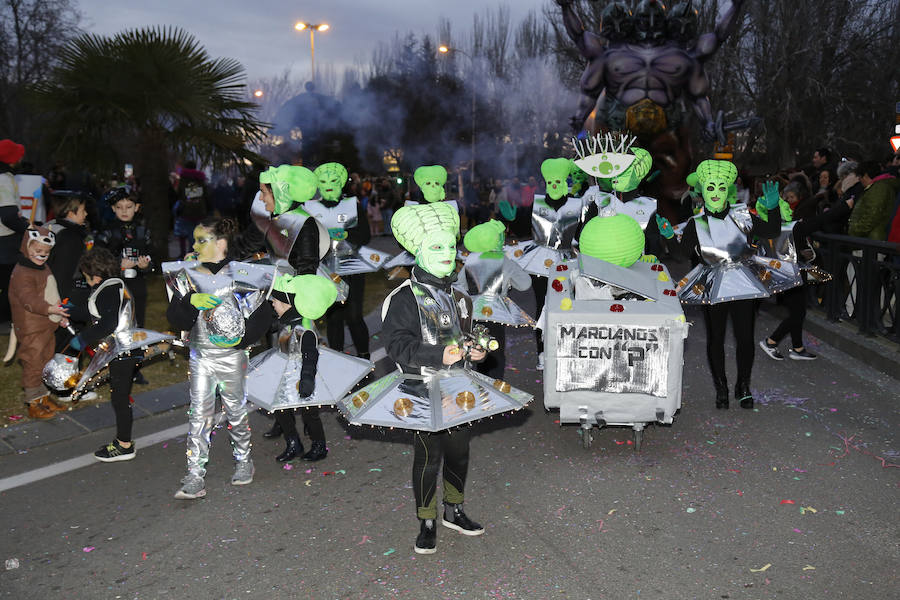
[810, 233, 899, 347]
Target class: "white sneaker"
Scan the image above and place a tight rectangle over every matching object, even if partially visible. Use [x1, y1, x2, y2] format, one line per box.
[231, 459, 255, 485]
[536, 352, 545, 371]
[80, 391, 99, 401]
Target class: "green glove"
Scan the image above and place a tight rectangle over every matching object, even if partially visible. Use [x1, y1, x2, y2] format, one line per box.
[328, 228, 348, 241]
[209, 334, 241, 347]
[760, 181, 780, 210]
[190, 293, 222, 310]
[656, 214, 675, 239]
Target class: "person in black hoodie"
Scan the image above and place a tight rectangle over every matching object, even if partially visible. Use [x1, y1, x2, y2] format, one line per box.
[66, 248, 144, 461]
[381, 202, 487, 555]
[166, 217, 272, 500]
[304, 162, 371, 359]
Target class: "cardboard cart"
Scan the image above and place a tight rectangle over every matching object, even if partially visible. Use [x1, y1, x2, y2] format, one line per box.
[543, 254, 688, 450]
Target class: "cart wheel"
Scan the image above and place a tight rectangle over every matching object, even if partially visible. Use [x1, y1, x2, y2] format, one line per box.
[579, 427, 592, 449]
[633, 428, 643, 453]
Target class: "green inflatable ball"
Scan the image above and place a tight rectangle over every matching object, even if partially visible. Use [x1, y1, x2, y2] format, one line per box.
[579, 214, 645, 267]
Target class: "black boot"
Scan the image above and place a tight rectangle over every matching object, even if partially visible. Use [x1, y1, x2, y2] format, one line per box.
[302, 440, 328, 461]
[262, 420, 283, 439]
[298, 330, 318, 397]
[276, 434, 304, 462]
[414, 519, 437, 555]
[441, 502, 484, 536]
[713, 375, 729, 409]
[358, 352, 370, 360]
[735, 380, 754, 409]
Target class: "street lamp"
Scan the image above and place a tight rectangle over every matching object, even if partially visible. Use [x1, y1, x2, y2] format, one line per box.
[438, 45, 476, 185]
[294, 21, 330, 81]
[253, 89, 264, 98]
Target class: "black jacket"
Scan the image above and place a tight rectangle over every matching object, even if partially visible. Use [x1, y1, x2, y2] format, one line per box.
[165, 257, 273, 350]
[48, 219, 89, 299]
[77, 281, 122, 348]
[232, 203, 321, 275]
[95, 218, 154, 275]
[381, 266, 461, 373]
[671, 207, 780, 266]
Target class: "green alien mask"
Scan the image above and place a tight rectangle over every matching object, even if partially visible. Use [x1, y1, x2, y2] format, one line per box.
[463, 219, 505, 253]
[695, 160, 738, 213]
[610, 147, 652, 193]
[568, 160, 591, 197]
[541, 158, 571, 200]
[417, 230, 457, 278]
[413, 165, 448, 203]
[260, 165, 318, 214]
[314, 162, 349, 202]
[273, 273, 337, 320]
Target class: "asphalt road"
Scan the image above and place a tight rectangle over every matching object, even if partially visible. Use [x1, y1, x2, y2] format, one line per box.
[0, 295, 897, 599]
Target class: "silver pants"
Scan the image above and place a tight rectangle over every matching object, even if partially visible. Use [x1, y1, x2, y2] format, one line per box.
[185, 346, 251, 478]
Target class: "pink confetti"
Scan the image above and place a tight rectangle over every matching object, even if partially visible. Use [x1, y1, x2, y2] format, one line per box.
[344, 435, 352, 440]
[793, 528, 803, 533]
[357, 535, 372, 545]
[141, 552, 148, 560]
[793, 468, 807, 472]
[305, 468, 313, 474]
[780, 499, 795, 505]
[283, 464, 293, 470]
[829, 408, 838, 412]
[82, 546, 95, 553]
[7, 414, 23, 421]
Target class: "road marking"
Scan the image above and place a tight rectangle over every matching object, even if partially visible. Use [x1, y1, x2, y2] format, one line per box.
[0, 423, 188, 493]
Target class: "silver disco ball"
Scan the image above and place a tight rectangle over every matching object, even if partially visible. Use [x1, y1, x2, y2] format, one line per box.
[42, 353, 80, 391]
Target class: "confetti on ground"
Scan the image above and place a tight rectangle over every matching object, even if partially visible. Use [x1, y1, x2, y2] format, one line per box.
[750, 563, 772, 572]
[304, 480, 311, 486]
[357, 535, 372, 545]
[141, 552, 147, 560]
[383, 548, 396, 556]
[7, 415, 22, 421]
[686, 507, 696, 513]
[607, 509, 617, 515]
[5, 558, 19, 570]
[780, 499, 795, 505]
[82, 546, 95, 553]
[305, 468, 313, 473]
[835, 510, 845, 515]
[283, 464, 293, 471]
[803, 565, 816, 571]
[335, 469, 346, 475]
[322, 471, 335, 476]
[369, 468, 382, 472]
[800, 506, 817, 514]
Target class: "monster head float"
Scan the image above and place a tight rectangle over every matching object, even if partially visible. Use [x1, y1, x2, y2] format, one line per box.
[271, 273, 338, 321]
[667, 1, 699, 43]
[541, 158, 571, 200]
[413, 165, 448, 203]
[601, 2, 635, 42]
[579, 214, 646, 268]
[633, 0, 668, 42]
[610, 147, 653, 193]
[391, 202, 459, 278]
[463, 219, 506, 254]
[260, 165, 318, 214]
[695, 159, 738, 214]
[314, 162, 349, 202]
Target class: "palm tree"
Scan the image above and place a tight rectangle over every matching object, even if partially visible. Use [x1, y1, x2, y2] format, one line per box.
[31, 26, 267, 259]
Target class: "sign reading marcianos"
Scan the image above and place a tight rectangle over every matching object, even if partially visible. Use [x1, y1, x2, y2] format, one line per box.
[554, 323, 671, 397]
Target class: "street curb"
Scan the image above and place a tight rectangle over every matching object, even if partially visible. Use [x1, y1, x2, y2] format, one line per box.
[759, 302, 900, 381]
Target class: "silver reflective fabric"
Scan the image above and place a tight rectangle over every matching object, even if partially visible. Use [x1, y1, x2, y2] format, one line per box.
[458, 254, 535, 327]
[62, 278, 175, 398]
[590, 189, 658, 230]
[250, 192, 331, 261]
[161, 260, 275, 349]
[676, 205, 803, 305]
[305, 197, 392, 275]
[42, 353, 79, 391]
[336, 368, 532, 432]
[185, 346, 251, 478]
[543, 257, 687, 427]
[531, 195, 587, 251]
[384, 250, 416, 269]
[246, 325, 374, 412]
[757, 222, 832, 283]
[410, 281, 464, 349]
[555, 324, 670, 396]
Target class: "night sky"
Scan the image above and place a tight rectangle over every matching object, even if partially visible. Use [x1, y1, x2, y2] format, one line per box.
[77, 0, 551, 80]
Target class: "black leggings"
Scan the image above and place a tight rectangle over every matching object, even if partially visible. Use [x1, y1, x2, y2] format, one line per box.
[703, 299, 757, 385]
[109, 355, 140, 442]
[769, 283, 807, 349]
[532, 275, 547, 353]
[412, 429, 471, 520]
[125, 277, 147, 328]
[274, 407, 325, 442]
[475, 321, 507, 380]
[326, 274, 369, 354]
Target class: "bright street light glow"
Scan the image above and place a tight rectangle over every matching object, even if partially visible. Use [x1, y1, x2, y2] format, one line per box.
[253, 89, 263, 98]
[317, 24, 329, 32]
[438, 45, 449, 53]
[294, 22, 307, 31]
